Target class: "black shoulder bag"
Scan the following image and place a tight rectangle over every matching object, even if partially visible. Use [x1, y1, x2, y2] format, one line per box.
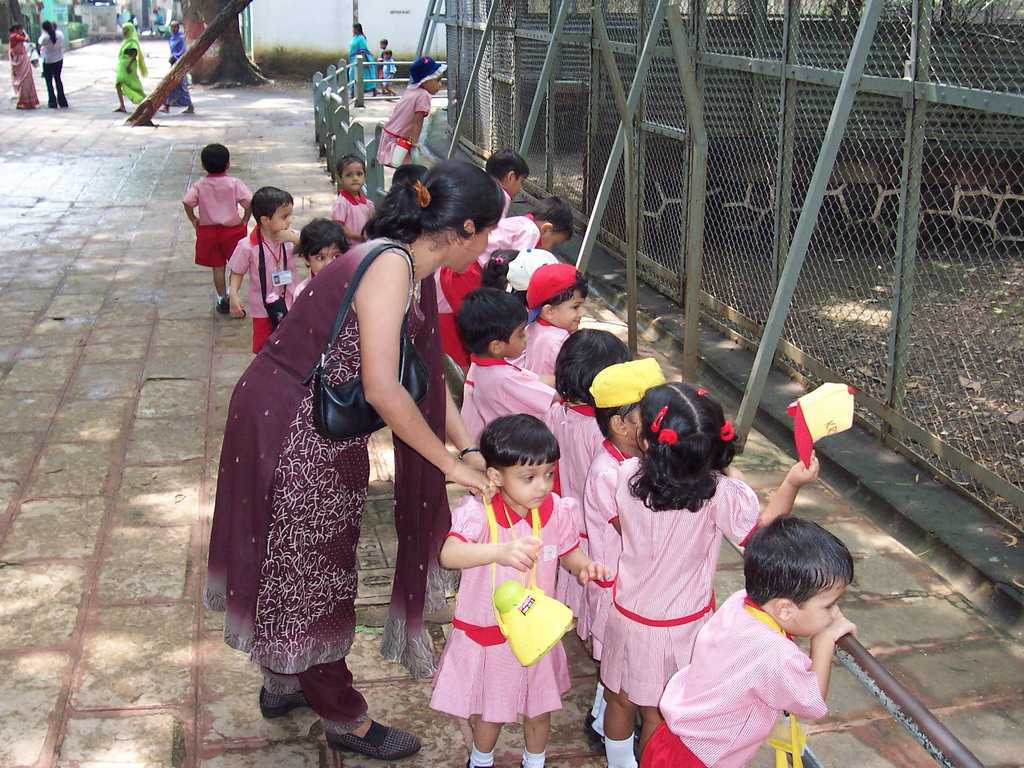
[303, 243, 429, 441]
[257, 232, 290, 329]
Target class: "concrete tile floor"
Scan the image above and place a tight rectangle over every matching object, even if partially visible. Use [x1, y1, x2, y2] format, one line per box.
[0, 39, 1021, 768]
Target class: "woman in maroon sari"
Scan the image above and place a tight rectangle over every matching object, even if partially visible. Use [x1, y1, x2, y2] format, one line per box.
[205, 160, 502, 759]
[8, 25, 39, 110]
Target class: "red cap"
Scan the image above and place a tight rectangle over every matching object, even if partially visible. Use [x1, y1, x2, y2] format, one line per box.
[527, 263, 580, 309]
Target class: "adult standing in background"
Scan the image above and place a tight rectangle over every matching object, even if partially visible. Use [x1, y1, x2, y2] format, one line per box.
[114, 22, 147, 112]
[38, 21, 68, 109]
[348, 22, 377, 96]
[8, 24, 39, 110]
[162, 21, 194, 114]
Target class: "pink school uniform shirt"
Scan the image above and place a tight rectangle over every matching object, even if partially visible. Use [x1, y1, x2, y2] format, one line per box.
[460, 355, 557, 443]
[522, 319, 569, 378]
[330, 190, 375, 240]
[501, 187, 513, 218]
[599, 460, 761, 706]
[227, 229, 297, 319]
[476, 214, 543, 267]
[660, 590, 828, 768]
[430, 492, 580, 722]
[580, 441, 628, 655]
[376, 87, 432, 166]
[182, 174, 252, 226]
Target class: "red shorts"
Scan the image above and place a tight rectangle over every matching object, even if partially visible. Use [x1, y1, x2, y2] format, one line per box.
[252, 317, 274, 354]
[195, 223, 247, 268]
[640, 722, 707, 768]
[439, 311, 470, 368]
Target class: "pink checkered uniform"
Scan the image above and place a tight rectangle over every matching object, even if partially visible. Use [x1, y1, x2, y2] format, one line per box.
[521, 319, 569, 378]
[659, 589, 828, 768]
[579, 441, 628, 655]
[376, 87, 432, 166]
[429, 492, 581, 722]
[542, 402, 605, 615]
[475, 214, 542, 267]
[600, 459, 760, 705]
[460, 356, 556, 443]
[330, 190, 375, 241]
[182, 174, 251, 227]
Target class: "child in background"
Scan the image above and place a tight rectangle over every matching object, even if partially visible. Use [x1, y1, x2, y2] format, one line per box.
[330, 155, 374, 245]
[600, 383, 821, 768]
[377, 56, 445, 167]
[503, 248, 559, 304]
[483, 197, 573, 267]
[293, 219, 347, 299]
[580, 359, 665, 749]
[380, 49, 397, 96]
[458, 288, 558, 443]
[486, 149, 530, 217]
[544, 330, 631, 622]
[522, 264, 588, 377]
[182, 143, 252, 314]
[431, 414, 613, 768]
[645, 517, 856, 768]
[228, 186, 299, 354]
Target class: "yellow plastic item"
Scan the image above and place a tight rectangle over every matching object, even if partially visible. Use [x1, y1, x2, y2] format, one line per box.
[767, 714, 807, 768]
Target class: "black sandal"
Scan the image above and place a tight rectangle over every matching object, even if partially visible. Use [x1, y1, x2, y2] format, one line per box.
[326, 720, 421, 760]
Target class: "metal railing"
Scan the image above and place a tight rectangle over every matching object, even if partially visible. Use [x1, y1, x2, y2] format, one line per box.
[441, 0, 1024, 534]
[345, 57, 448, 108]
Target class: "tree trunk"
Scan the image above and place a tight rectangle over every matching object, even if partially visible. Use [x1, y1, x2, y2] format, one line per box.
[126, 0, 260, 127]
[7, 0, 23, 25]
[182, 0, 265, 86]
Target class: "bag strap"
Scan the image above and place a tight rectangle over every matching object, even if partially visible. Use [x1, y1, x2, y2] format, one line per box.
[305, 242, 412, 382]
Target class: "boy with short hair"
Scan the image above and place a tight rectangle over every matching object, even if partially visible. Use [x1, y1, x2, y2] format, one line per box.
[182, 143, 252, 314]
[227, 186, 300, 354]
[521, 263, 588, 377]
[380, 48, 397, 96]
[457, 288, 558, 442]
[642, 517, 857, 768]
[486, 149, 530, 217]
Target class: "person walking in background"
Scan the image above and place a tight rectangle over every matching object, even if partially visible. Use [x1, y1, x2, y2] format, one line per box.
[380, 49, 397, 96]
[38, 21, 68, 109]
[348, 23, 376, 97]
[114, 22, 147, 112]
[8, 24, 39, 110]
[162, 21, 194, 114]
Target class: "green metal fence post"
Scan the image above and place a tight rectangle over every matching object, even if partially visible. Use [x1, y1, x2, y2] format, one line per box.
[448, 0, 501, 159]
[733, 0, 886, 443]
[416, 0, 440, 60]
[771, 0, 800, 285]
[355, 57, 365, 109]
[519, 0, 571, 158]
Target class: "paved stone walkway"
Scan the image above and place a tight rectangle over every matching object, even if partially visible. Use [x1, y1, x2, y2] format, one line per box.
[0, 40, 1021, 768]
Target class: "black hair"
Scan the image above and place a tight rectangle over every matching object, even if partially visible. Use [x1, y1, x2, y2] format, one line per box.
[480, 249, 519, 292]
[457, 288, 527, 355]
[380, 38, 388, 45]
[383, 49, 393, 58]
[365, 159, 503, 244]
[251, 186, 294, 223]
[745, 517, 854, 607]
[486, 149, 530, 182]
[10, 24, 23, 34]
[536, 270, 588, 310]
[353, 23, 364, 35]
[390, 163, 428, 190]
[481, 414, 560, 470]
[628, 382, 736, 512]
[295, 218, 348, 260]
[42, 20, 57, 43]
[529, 196, 573, 235]
[596, 402, 642, 440]
[200, 143, 230, 175]
[336, 154, 365, 177]
[554, 329, 631, 405]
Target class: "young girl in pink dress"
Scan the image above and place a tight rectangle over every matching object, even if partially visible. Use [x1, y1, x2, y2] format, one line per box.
[376, 56, 445, 167]
[292, 219, 346, 299]
[431, 414, 612, 768]
[600, 383, 821, 768]
[543, 330, 630, 615]
[329, 155, 375, 244]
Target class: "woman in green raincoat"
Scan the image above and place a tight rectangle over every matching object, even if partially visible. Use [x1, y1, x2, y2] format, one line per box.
[114, 22, 148, 112]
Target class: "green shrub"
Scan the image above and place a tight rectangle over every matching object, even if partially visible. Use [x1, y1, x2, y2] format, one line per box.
[66, 21, 89, 40]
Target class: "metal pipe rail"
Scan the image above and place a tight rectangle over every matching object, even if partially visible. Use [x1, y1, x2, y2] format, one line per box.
[835, 636, 985, 768]
[345, 58, 448, 108]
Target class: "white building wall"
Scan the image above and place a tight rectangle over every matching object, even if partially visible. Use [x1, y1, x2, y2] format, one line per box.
[251, 0, 444, 61]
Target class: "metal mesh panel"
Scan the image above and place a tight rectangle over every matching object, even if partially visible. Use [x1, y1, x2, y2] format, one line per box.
[930, 0, 1024, 93]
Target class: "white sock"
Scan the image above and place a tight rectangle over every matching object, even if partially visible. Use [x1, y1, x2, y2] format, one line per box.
[591, 683, 607, 736]
[605, 735, 638, 768]
[470, 745, 494, 767]
[522, 748, 545, 768]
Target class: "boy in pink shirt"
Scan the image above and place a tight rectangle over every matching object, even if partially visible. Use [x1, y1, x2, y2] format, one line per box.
[644, 517, 856, 768]
[522, 263, 588, 377]
[457, 288, 558, 443]
[182, 143, 252, 314]
[227, 186, 299, 354]
[330, 155, 375, 244]
[476, 196, 574, 268]
[485, 149, 529, 218]
[377, 56, 444, 167]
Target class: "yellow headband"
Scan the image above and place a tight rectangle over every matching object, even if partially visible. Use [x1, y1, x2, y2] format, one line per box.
[590, 358, 665, 409]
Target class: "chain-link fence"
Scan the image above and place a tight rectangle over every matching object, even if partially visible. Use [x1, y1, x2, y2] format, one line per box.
[443, 0, 1024, 531]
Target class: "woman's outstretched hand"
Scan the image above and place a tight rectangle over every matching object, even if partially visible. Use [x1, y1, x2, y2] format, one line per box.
[445, 461, 488, 493]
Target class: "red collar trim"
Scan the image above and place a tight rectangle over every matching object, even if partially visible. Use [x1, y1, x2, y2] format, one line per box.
[536, 318, 557, 328]
[206, 173, 228, 178]
[491, 492, 554, 528]
[248, 227, 262, 244]
[470, 354, 511, 368]
[340, 189, 368, 205]
[523, 214, 544, 248]
[603, 439, 629, 463]
[569, 403, 596, 417]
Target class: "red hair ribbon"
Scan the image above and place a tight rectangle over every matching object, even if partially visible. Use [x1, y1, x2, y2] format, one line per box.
[650, 405, 668, 433]
[697, 388, 708, 396]
[658, 428, 678, 445]
[720, 421, 735, 442]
